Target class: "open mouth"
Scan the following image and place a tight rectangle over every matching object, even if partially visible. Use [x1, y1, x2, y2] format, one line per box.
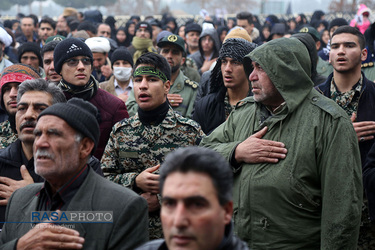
[138, 93, 151, 101]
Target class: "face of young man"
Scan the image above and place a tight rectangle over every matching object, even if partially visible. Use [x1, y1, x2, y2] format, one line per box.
[43, 51, 61, 82]
[329, 33, 367, 74]
[60, 56, 92, 86]
[159, 44, 185, 74]
[201, 36, 214, 54]
[16, 91, 53, 144]
[237, 19, 253, 36]
[136, 27, 151, 39]
[221, 57, 248, 90]
[2, 82, 19, 115]
[21, 17, 34, 37]
[133, 64, 170, 111]
[38, 23, 55, 42]
[161, 171, 232, 250]
[20, 52, 40, 71]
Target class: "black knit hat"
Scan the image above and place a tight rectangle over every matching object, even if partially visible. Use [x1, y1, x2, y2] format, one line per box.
[185, 23, 202, 35]
[110, 47, 134, 68]
[38, 97, 100, 155]
[328, 18, 348, 31]
[53, 37, 93, 75]
[17, 42, 43, 68]
[135, 21, 153, 39]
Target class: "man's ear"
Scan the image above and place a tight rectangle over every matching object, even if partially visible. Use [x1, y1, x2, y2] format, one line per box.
[223, 201, 233, 225]
[180, 57, 186, 66]
[79, 137, 95, 160]
[164, 80, 171, 95]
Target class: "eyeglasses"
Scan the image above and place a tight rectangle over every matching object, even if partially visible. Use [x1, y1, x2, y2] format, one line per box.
[64, 58, 92, 67]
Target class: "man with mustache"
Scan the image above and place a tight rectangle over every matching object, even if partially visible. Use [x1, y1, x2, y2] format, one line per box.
[0, 64, 41, 149]
[0, 78, 66, 230]
[0, 98, 149, 249]
[102, 52, 204, 239]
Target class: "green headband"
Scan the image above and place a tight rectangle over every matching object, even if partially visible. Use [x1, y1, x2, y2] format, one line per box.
[133, 66, 168, 82]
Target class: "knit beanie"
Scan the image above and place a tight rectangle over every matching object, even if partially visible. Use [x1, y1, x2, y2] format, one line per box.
[210, 38, 257, 93]
[224, 27, 252, 42]
[328, 18, 348, 31]
[110, 47, 134, 68]
[38, 97, 100, 155]
[17, 42, 43, 68]
[185, 23, 202, 35]
[54, 37, 93, 75]
[0, 64, 41, 110]
[135, 21, 153, 39]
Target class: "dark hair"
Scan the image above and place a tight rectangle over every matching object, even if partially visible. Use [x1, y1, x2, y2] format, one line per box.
[41, 40, 60, 57]
[236, 11, 253, 24]
[332, 25, 366, 50]
[39, 17, 56, 30]
[77, 21, 97, 35]
[133, 52, 171, 81]
[17, 78, 66, 104]
[159, 146, 233, 206]
[21, 16, 35, 27]
[28, 14, 38, 27]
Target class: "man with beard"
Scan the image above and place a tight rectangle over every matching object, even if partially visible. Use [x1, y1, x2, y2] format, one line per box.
[0, 64, 41, 149]
[0, 79, 66, 230]
[126, 34, 198, 118]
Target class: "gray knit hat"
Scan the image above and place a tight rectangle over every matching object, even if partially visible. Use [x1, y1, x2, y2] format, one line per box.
[38, 97, 100, 155]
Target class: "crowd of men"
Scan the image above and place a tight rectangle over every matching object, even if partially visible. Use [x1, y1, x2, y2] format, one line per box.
[0, 5, 374, 249]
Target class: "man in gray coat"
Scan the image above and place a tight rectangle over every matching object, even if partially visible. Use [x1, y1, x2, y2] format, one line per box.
[0, 98, 148, 249]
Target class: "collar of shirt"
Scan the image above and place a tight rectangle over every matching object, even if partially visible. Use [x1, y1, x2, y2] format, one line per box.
[37, 165, 89, 211]
[114, 78, 133, 95]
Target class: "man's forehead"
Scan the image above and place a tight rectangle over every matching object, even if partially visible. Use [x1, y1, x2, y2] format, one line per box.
[160, 44, 181, 51]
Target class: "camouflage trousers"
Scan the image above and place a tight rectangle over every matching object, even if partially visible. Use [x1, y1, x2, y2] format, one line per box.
[149, 211, 163, 240]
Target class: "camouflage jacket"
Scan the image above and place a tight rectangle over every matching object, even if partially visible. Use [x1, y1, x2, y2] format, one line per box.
[101, 107, 204, 186]
[101, 107, 204, 239]
[0, 120, 17, 149]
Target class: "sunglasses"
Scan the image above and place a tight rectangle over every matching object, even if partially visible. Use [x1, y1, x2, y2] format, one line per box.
[65, 58, 92, 67]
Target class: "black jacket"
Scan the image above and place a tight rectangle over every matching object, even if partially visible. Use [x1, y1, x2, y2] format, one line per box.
[135, 221, 249, 250]
[316, 72, 375, 166]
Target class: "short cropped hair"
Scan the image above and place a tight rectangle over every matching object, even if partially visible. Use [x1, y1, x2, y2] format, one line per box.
[17, 78, 66, 104]
[41, 40, 60, 57]
[39, 17, 56, 30]
[159, 146, 233, 206]
[332, 25, 366, 50]
[236, 11, 253, 25]
[133, 52, 171, 81]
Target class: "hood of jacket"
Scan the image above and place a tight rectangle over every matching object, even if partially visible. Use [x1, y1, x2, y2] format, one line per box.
[243, 37, 313, 114]
[198, 28, 221, 59]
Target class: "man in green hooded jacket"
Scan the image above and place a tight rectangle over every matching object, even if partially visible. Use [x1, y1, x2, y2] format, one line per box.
[200, 37, 363, 249]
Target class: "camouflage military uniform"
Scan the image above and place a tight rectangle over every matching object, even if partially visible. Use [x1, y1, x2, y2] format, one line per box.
[126, 71, 199, 118]
[0, 120, 17, 149]
[101, 107, 205, 239]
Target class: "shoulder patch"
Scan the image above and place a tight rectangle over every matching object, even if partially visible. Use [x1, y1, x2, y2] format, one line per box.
[310, 93, 346, 119]
[362, 61, 374, 68]
[175, 112, 202, 130]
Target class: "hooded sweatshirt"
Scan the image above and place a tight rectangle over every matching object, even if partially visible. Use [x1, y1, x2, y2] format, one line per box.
[188, 28, 221, 72]
[200, 38, 362, 249]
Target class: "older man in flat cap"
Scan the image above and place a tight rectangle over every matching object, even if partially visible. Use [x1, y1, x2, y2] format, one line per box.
[85, 37, 112, 82]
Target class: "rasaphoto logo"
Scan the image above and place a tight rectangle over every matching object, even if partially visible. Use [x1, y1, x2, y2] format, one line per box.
[31, 211, 113, 223]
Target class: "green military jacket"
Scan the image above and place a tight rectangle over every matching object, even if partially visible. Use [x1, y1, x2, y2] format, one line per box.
[126, 70, 198, 118]
[200, 38, 363, 249]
